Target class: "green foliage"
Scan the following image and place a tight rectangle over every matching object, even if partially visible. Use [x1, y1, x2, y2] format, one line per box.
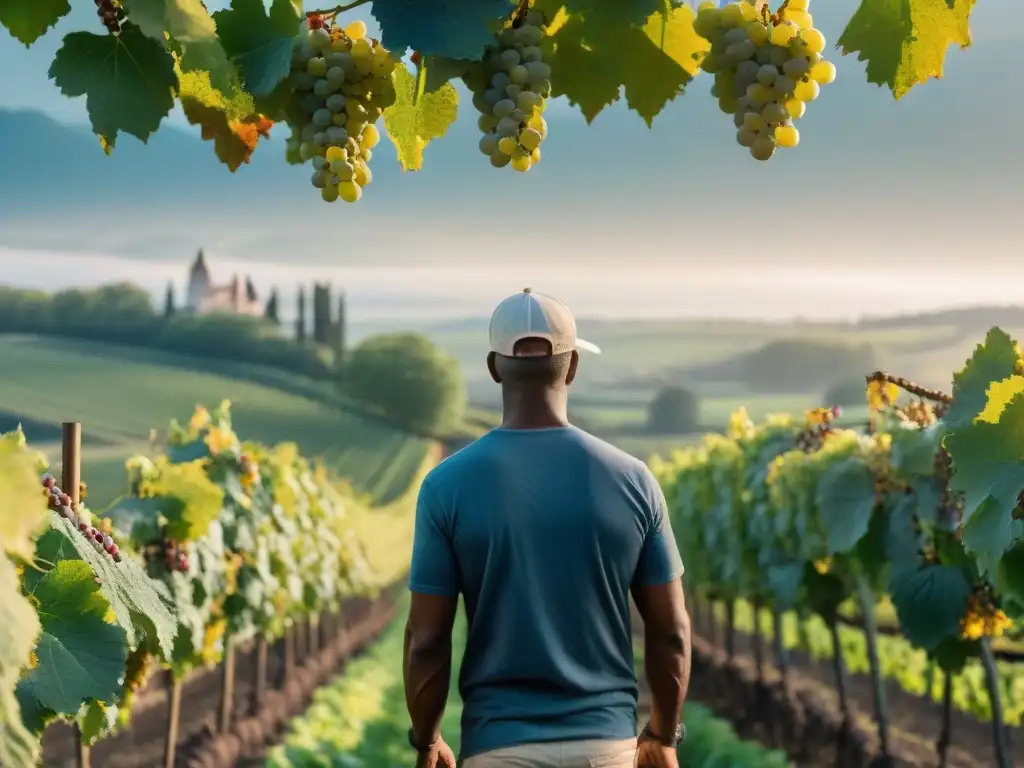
[343, 332, 466, 436]
[0, 402, 375, 763]
[647, 385, 699, 434]
[0, 0, 983, 176]
[655, 325, 1024, 727]
[742, 338, 877, 393]
[49, 25, 178, 150]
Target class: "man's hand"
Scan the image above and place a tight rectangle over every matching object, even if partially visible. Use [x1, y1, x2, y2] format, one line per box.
[636, 732, 680, 768]
[414, 736, 457, 768]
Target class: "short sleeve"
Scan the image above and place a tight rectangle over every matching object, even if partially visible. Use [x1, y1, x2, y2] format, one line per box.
[408, 479, 460, 597]
[632, 474, 684, 587]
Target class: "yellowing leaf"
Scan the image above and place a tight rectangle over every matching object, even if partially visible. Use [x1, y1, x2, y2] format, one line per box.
[977, 375, 1024, 424]
[541, 0, 707, 125]
[837, 0, 976, 100]
[179, 69, 272, 171]
[866, 380, 899, 412]
[383, 62, 458, 172]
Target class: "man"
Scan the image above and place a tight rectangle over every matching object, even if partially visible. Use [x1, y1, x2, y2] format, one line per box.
[404, 288, 691, 768]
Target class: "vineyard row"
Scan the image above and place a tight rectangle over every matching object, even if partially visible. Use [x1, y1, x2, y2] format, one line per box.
[1, 401, 382, 768]
[652, 325, 1024, 768]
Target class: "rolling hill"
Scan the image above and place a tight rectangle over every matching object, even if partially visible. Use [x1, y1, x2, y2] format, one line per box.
[0, 335, 431, 508]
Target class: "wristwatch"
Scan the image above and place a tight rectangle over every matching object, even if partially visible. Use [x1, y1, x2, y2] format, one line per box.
[641, 722, 685, 747]
[407, 728, 439, 752]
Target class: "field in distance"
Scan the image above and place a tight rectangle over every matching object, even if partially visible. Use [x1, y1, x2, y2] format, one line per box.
[0, 336, 431, 509]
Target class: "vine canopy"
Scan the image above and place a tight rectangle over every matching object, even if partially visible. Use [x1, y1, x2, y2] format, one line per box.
[0, 0, 979, 170]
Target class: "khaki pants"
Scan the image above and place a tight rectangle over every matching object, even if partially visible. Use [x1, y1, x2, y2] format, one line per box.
[462, 738, 638, 768]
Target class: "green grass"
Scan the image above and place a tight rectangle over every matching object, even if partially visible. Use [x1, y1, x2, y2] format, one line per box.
[0, 336, 431, 509]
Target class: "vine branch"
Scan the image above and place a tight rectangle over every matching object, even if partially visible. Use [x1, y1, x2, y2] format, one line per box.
[865, 371, 953, 404]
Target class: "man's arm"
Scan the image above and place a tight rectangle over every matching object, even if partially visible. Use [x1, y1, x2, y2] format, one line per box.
[631, 473, 690, 740]
[404, 479, 460, 748]
[405, 592, 458, 747]
[632, 578, 691, 739]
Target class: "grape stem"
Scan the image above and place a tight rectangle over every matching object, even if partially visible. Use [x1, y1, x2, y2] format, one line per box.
[306, 0, 372, 21]
[865, 371, 953, 404]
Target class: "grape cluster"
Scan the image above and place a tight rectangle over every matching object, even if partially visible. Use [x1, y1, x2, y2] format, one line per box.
[795, 405, 840, 451]
[284, 18, 396, 204]
[695, 0, 836, 161]
[961, 590, 1012, 640]
[94, 0, 125, 34]
[159, 538, 190, 573]
[470, 11, 551, 173]
[41, 473, 121, 561]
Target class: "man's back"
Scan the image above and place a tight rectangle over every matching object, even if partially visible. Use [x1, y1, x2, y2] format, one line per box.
[410, 425, 682, 760]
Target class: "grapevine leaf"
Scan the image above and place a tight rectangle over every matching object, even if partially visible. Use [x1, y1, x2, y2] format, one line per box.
[422, 55, 472, 93]
[17, 560, 126, 719]
[0, 558, 41, 768]
[137, 460, 226, 543]
[384, 62, 459, 172]
[837, 0, 976, 100]
[372, 0, 516, 59]
[0, 0, 70, 46]
[561, 0, 662, 26]
[543, 14, 621, 122]
[34, 516, 178, 660]
[78, 700, 118, 746]
[945, 327, 1020, 429]
[123, 0, 236, 92]
[815, 458, 876, 555]
[929, 636, 976, 674]
[0, 430, 50, 562]
[212, 0, 300, 98]
[997, 544, 1024, 608]
[946, 395, 1024, 574]
[619, 2, 708, 126]
[889, 564, 971, 651]
[961, 497, 1015, 578]
[765, 562, 803, 610]
[47, 24, 178, 149]
[976, 375, 1024, 425]
[542, 1, 706, 125]
[179, 69, 272, 171]
[889, 422, 943, 477]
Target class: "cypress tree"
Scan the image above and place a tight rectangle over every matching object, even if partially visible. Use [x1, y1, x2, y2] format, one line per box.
[163, 282, 175, 317]
[296, 286, 307, 342]
[265, 288, 280, 323]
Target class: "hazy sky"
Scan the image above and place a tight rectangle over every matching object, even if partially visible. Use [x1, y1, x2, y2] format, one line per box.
[0, 0, 1020, 321]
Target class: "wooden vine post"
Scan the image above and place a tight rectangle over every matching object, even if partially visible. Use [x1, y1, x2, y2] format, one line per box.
[64, 423, 91, 768]
[979, 638, 1012, 768]
[724, 600, 736, 659]
[854, 576, 891, 762]
[826, 614, 851, 727]
[253, 636, 269, 715]
[164, 671, 183, 768]
[219, 635, 237, 732]
[937, 670, 953, 768]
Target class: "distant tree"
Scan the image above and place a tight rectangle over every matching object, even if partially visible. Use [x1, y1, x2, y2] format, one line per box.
[163, 282, 175, 317]
[823, 377, 869, 408]
[296, 286, 307, 342]
[742, 339, 877, 393]
[334, 291, 347, 364]
[342, 332, 466, 435]
[264, 288, 280, 324]
[646, 386, 699, 434]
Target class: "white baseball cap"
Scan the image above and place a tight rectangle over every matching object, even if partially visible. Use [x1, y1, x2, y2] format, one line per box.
[489, 288, 601, 357]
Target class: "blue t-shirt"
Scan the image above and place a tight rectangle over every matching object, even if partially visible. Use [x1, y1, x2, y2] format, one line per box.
[409, 426, 684, 759]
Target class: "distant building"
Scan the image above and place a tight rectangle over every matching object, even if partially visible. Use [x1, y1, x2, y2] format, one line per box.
[185, 250, 262, 316]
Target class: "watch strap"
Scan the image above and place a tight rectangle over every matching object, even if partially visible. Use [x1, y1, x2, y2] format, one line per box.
[641, 722, 684, 747]
[407, 728, 439, 752]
